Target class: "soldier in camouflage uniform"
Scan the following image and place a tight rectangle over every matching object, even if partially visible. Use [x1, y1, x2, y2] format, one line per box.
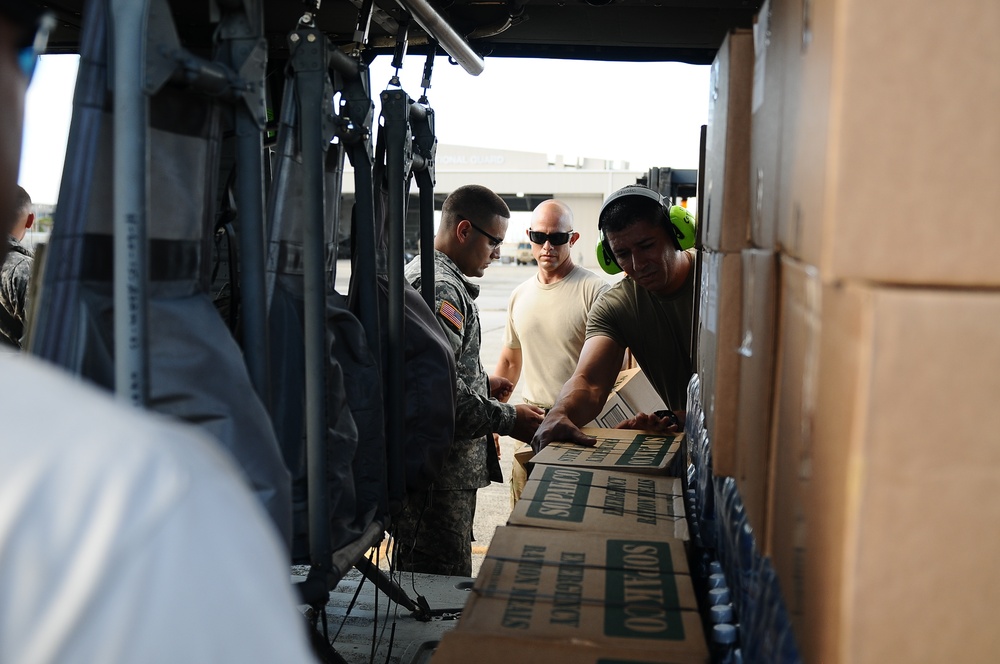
[396, 184, 545, 576]
[0, 185, 34, 348]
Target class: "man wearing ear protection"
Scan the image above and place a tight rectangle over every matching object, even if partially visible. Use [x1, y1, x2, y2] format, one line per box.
[494, 199, 610, 506]
[531, 185, 696, 452]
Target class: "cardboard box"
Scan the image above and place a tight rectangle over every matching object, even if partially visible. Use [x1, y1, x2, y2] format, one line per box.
[768, 255, 1000, 663]
[434, 631, 703, 664]
[590, 368, 668, 429]
[509, 465, 689, 540]
[765, 255, 818, 631]
[695, 250, 742, 473]
[776, 0, 1000, 286]
[454, 526, 707, 663]
[733, 249, 779, 537]
[523, 428, 684, 477]
[748, 0, 801, 249]
[702, 29, 754, 252]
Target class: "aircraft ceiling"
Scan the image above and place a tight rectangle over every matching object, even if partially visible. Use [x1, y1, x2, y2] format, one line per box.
[37, 0, 761, 65]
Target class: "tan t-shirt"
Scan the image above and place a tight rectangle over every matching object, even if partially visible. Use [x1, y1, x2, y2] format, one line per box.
[502, 265, 610, 408]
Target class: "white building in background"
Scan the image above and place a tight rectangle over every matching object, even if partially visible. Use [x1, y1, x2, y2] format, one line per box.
[343, 143, 655, 270]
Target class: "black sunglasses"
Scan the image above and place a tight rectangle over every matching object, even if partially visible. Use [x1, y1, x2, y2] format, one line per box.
[528, 230, 573, 246]
[468, 221, 503, 249]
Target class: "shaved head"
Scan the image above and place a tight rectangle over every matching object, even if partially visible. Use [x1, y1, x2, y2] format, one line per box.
[530, 199, 573, 231]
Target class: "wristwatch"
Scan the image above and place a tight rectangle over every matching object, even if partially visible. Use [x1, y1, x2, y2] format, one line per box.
[653, 409, 680, 428]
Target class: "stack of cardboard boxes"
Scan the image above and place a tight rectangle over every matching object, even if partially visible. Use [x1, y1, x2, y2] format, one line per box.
[698, 27, 776, 540]
[435, 428, 709, 663]
[702, 0, 1000, 661]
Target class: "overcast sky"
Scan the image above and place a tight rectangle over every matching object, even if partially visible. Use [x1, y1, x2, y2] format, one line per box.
[19, 53, 710, 205]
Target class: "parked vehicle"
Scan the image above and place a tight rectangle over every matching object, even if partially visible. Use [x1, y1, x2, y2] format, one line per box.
[515, 242, 534, 265]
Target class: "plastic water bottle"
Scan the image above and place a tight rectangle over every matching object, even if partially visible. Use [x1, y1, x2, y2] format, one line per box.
[711, 623, 744, 664]
[709, 603, 734, 625]
[707, 586, 731, 607]
[689, 518, 704, 549]
[707, 572, 727, 589]
[712, 623, 737, 660]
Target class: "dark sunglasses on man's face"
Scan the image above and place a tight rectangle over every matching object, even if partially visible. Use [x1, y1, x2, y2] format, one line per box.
[528, 230, 573, 246]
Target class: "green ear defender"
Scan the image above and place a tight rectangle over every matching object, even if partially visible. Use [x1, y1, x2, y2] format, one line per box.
[596, 232, 623, 275]
[669, 204, 697, 251]
[595, 185, 697, 275]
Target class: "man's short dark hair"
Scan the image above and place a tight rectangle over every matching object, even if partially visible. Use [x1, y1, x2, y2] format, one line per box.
[599, 194, 668, 236]
[441, 184, 510, 230]
[12, 185, 30, 223]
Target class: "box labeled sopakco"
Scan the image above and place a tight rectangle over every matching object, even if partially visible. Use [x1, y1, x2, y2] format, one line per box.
[509, 465, 689, 540]
[590, 368, 668, 429]
[522, 428, 684, 476]
[452, 526, 706, 663]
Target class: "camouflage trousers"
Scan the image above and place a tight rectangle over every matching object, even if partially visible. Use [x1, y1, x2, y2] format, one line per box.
[392, 488, 477, 577]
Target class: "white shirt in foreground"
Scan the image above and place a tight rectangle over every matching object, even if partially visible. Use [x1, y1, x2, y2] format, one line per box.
[0, 355, 317, 663]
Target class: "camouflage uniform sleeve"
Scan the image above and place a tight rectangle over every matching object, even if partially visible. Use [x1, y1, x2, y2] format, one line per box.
[431, 279, 469, 358]
[453, 373, 517, 439]
[432, 279, 518, 440]
[1, 253, 31, 321]
[12, 257, 31, 321]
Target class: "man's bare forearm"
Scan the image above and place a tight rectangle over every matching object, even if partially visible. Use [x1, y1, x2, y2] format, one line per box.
[493, 348, 522, 403]
[548, 376, 608, 427]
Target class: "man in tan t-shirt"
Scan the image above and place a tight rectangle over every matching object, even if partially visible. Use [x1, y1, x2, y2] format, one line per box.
[494, 199, 609, 506]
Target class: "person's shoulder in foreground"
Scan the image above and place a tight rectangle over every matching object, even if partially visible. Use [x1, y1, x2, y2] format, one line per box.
[0, 354, 318, 664]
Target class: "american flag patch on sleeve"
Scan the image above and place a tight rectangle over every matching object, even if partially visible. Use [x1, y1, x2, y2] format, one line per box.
[438, 300, 464, 331]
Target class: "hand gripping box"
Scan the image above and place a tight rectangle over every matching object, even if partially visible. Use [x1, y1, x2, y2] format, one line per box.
[520, 428, 685, 477]
[447, 526, 707, 663]
[589, 368, 668, 429]
[508, 465, 689, 541]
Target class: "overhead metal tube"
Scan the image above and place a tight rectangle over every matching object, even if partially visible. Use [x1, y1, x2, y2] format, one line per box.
[394, 0, 485, 76]
[110, 0, 150, 407]
[329, 49, 361, 80]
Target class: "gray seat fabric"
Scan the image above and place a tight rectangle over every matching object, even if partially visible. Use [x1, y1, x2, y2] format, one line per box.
[31, 65, 292, 543]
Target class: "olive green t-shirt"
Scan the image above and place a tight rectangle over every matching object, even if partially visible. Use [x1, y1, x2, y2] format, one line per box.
[585, 257, 696, 410]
